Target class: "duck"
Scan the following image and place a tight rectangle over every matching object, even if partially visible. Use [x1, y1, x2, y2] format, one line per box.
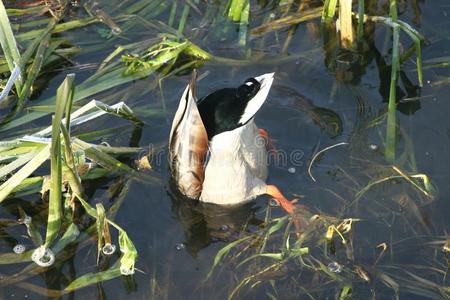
[168, 71, 296, 215]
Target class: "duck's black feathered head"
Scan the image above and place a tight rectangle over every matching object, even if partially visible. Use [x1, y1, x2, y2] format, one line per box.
[197, 73, 275, 140]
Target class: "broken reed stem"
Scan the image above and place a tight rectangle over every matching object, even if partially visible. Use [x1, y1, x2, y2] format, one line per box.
[339, 0, 354, 49]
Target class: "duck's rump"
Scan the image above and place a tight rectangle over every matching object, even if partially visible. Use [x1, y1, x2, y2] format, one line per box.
[169, 81, 208, 199]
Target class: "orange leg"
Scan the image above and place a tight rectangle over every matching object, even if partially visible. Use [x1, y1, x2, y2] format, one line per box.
[266, 185, 297, 215]
[258, 128, 277, 152]
[266, 185, 304, 236]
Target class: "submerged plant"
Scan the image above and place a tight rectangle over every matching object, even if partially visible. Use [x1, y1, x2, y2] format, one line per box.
[205, 208, 363, 299]
[0, 74, 156, 292]
[321, 0, 424, 162]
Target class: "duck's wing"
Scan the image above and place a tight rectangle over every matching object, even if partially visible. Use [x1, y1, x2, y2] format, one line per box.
[169, 72, 209, 199]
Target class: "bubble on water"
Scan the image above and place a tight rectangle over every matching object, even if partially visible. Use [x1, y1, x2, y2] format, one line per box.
[327, 262, 343, 273]
[309, 214, 320, 222]
[13, 244, 25, 254]
[288, 167, 296, 174]
[120, 265, 135, 276]
[31, 246, 55, 267]
[175, 243, 185, 251]
[102, 243, 116, 256]
[369, 143, 378, 151]
[220, 224, 230, 232]
[111, 28, 122, 35]
[269, 199, 280, 207]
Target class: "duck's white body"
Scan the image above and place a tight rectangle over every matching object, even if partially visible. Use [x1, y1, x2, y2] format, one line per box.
[200, 120, 268, 205]
[169, 72, 283, 207]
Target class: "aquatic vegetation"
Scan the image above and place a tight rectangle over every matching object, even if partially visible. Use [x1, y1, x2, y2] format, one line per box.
[0, 0, 447, 299]
[0, 73, 153, 291]
[322, 0, 424, 162]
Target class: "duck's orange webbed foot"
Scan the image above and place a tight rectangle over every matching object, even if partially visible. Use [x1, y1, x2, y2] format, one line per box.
[266, 185, 304, 235]
[258, 128, 277, 153]
[266, 185, 297, 215]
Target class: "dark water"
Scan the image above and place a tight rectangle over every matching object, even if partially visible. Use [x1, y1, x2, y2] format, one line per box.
[0, 0, 449, 299]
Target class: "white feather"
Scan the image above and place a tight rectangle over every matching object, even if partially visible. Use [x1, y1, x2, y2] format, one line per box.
[200, 120, 268, 205]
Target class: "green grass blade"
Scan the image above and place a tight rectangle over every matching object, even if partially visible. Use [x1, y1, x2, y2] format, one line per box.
[228, 0, 246, 21]
[61, 126, 83, 196]
[8, 19, 56, 122]
[0, 144, 50, 203]
[322, 0, 337, 21]
[75, 194, 137, 276]
[0, 250, 33, 264]
[205, 235, 252, 281]
[11, 176, 44, 198]
[74, 194, 97, 216]
[238, 0, 249, 46]
[177, 4, 190, 35]
[44, 74, 75, 248]
[415, 41, 423, 87]
[19, 17, 56, 74]
[339, 284, 352, 300]
[260, 216, 289, 253]
[16, 17, 98, 43]
[385, 27, 400, 162]
[168, 0, 177, 27]
[117, 230, 137, 275]
[64, 267, 121, 292]
[357, 0, 364, 39]
[236, 252, 284, 268]
[71, 138, 161, 184]
[52, 223, 80, 253]
[0, 149, 38, 178]
[0, 0, 23, 90]
[0, 67, 150, 132]
[390, 0, 398, 21]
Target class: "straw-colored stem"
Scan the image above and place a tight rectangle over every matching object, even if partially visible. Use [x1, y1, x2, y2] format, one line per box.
[339, 0, 354, 49]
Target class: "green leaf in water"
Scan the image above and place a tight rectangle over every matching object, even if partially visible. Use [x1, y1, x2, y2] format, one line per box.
[64, 267, 122, 292]
[205, 235, 252, 281]
[45, 74, 75, 248]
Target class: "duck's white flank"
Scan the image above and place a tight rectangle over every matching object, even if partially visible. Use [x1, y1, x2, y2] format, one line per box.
[200, 120, 268, 205]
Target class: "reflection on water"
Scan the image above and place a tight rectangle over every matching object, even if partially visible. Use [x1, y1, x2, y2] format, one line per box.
[169, 184, 262, 257]
[273, 84, 343, 138]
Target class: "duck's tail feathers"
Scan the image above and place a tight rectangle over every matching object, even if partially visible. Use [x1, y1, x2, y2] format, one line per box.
[169, 71, 208, 199]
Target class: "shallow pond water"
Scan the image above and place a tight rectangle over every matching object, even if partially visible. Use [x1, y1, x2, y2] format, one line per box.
[0, 0, 449, 299]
